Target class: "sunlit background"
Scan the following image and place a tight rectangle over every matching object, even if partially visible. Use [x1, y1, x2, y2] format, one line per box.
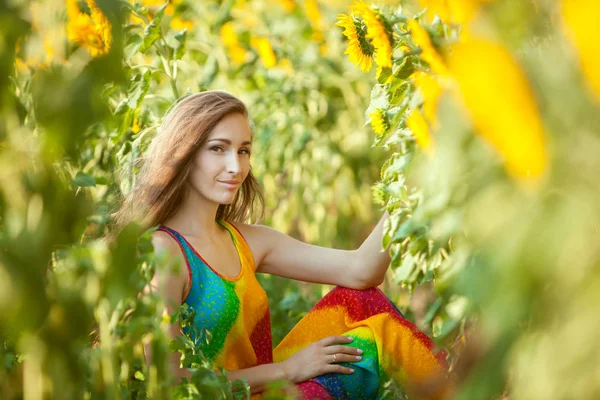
[1, 0, 599, 399]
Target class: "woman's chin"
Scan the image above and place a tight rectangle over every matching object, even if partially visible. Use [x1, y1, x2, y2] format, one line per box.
[217, 195, 237, 205]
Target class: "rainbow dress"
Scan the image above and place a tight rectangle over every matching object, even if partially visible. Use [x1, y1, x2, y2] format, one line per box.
[157, 221, 449, 400]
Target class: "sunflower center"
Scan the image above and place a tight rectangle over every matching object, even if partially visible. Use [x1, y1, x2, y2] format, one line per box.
[353, 16, 375, 56]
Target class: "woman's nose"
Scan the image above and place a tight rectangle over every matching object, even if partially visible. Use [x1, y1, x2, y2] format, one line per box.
[226, 152, 241, 174]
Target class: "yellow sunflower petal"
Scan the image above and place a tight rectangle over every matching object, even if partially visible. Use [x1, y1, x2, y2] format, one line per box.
[561, 0, 600, 104]
[67, 0, 111, 57]
[352, 1, 392, 68]
[369, 109, 388, 135]
[336, 13, 373, 72]
[412, 71, 442, 129]
[406, 109, 434, 154]
[251, 37, 277, 68]
[408, 19, 447, 75]
[448, 39, 547, 181]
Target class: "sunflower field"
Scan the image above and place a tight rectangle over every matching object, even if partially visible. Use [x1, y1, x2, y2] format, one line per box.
[1, 0, 599, 399]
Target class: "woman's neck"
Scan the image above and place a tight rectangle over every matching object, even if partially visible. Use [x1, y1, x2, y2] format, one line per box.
[162, 189, 223, 239]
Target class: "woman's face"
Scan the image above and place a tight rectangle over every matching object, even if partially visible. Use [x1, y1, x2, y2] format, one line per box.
[188, 113, 252, 205]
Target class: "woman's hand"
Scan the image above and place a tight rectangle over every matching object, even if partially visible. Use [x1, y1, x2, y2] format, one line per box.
[280, 336, 363, 384]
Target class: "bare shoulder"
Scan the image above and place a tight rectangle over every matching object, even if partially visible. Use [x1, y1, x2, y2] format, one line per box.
[227, 222, 278, 265]
[150, 230, 188, 282]
[149, 229, 188, 305]
[151, 229, 182, 256]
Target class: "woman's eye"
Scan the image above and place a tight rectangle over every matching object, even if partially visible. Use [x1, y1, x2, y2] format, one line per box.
[210, 146, 224, 153]
[239, 148, 251, 155]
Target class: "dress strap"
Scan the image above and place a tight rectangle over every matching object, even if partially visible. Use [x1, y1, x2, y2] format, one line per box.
[156, 225, 193, 299]
[217, 220, 256, 272]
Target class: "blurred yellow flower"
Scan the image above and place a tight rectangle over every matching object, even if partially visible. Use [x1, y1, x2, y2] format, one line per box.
[448, 39, 547, 181]
[221, 22, 238, 47]
[352, 1, 392, 68]
[278, 58, 294, 76]
[137, 0, 165, 7]
[561, 0, 600, 104]
[369, 109, 388, 135]
[419, 0, 496, 24]
[406, 109, 434, 154]
[220, 23, 247, 64]
[336, 13, 374, 72]
[408, 19, 447, 75]
[170, 17, 193, 31]
[319, 43, 328, 56]
[132, 110, 141, 134]
[305, 0, 322, 25]
[66, 0, 112, 57]
[412, 71, 442, 128]
[230, 46, 248, 64]
[15, 57, 29, 74]
[279, 0, 297, 13]
[251, 37, 277, 68]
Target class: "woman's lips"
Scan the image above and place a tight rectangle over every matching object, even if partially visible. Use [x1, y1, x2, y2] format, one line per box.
[218, 180, 240, 190]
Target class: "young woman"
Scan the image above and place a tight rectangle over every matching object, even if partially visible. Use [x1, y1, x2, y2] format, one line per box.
[113, 91, 450, 399]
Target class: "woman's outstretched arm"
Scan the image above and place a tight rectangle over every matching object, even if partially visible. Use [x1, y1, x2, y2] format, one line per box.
[233, 211, 391, 289]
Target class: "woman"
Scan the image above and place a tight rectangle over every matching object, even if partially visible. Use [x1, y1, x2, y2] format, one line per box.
[113, 91, 450, 399]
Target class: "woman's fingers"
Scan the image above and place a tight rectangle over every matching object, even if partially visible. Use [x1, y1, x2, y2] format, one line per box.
[325, 353, 362, 363]
[320, 335, 353, 346]
[324, 363, 355, 374]
[325, 344, 362, 355]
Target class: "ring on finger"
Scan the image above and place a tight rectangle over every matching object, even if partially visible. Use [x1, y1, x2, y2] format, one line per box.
[332, 354, 337, 363]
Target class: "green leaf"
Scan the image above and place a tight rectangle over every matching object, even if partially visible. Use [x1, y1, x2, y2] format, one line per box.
[423, 298, 442, 326]
[139, 4, 167, 54]
[125, 34, 143, 61]
[200, 56, 219, 88]
[127, 70, 151, 109]
[133, 370, 145, 381]
[377, 67, 393, 84]
[391, 219, 422, 242]
[213, 0, 236, 28]
[173, 29, 188, 61]
[392, 253, 416, 283]
[434, 316, 459, 339]
[72, 172, 96, 187]
[139, 21, 161, 53]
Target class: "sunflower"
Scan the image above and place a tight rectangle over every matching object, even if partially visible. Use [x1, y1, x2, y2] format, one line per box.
[369, 109, 389, 135]
[406, 109, 434, 154]
[251, 37, 277, 68]
[336, 13, 374, 72]
[220, 23, 247, 64]
[351, 1, 393, 69]
[407, 19, 447, 75]
[411, 71, 442, 129]
[561, 0, 600, 103]
[448, 39, 547, 181]
[66, 0, 111, 57]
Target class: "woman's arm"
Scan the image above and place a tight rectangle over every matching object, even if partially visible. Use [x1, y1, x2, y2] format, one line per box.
[225, 362, 287, 394]
[226, 335, 360, 394]
[233, 211, 391, 289]
[354, 210, 391, 285]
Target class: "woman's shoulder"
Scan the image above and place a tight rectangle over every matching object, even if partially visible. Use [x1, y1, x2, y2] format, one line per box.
[151, 228, 183, 257]
[226, 221, 277, 262]
[226, 221, 276, 239]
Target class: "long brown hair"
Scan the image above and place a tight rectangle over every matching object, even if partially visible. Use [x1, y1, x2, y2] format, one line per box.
[109, 91, 264, 238]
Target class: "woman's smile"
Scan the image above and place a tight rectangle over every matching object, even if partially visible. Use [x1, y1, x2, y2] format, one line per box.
[218, 179, 241, 190]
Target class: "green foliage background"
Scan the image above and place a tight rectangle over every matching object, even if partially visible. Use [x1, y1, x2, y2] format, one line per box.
[1, 0, 600, 399]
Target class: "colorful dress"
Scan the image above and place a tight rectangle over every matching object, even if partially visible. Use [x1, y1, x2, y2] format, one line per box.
[157, 221, 450, 400]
